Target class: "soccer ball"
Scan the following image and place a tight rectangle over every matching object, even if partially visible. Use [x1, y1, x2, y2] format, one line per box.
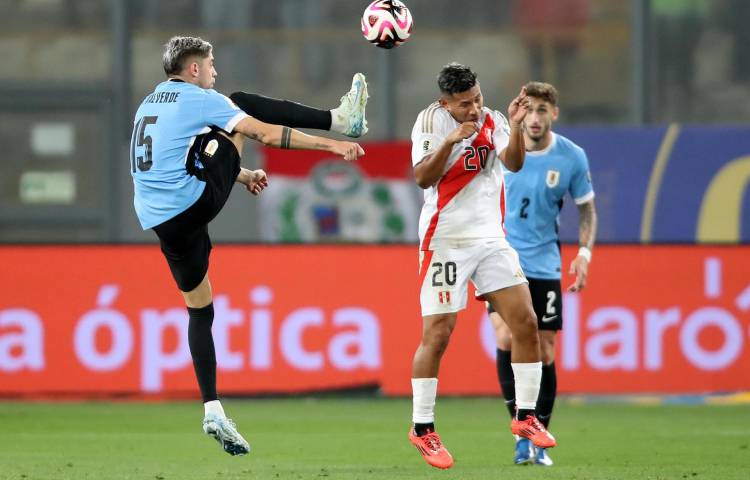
[361, 0, 413, 49]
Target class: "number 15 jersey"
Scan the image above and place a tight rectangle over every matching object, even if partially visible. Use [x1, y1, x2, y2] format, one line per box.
[130, 79, 248, 230]
[411, 103, 512, 251]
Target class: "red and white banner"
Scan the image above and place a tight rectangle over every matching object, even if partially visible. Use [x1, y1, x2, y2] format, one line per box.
[258, 143, 419, 242]
[1, 245, 749, 396]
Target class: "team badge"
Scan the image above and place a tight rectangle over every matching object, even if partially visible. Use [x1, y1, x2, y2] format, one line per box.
[546, 169, 560, 188]
[423, 139, 431, 152]
[204, 139, 219, 157]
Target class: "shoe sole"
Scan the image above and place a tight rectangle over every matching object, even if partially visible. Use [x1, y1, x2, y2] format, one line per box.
[347, 73, 369, 137]
[204, 423, 250, 456]
[410, 445, 453, 470]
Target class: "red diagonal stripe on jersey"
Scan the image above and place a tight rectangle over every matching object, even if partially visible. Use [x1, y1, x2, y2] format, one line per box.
[420, 113, 496, 251]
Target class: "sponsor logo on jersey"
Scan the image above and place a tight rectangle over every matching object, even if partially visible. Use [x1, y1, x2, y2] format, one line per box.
[546, 170, 560, 188]
[423, 140, 431, 152]
[541, 314, 558, 323]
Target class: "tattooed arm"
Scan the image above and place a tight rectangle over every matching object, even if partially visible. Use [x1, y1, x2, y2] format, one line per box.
[233, 117, 364, 161]
[568, 199, 598, 292]
[578, 200, 597, 251]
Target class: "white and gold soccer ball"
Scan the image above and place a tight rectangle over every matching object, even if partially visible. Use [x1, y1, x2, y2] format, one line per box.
[361, 0, 413, 49]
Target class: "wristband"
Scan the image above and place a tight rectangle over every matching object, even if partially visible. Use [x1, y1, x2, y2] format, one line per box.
[577, 247, 592, 262]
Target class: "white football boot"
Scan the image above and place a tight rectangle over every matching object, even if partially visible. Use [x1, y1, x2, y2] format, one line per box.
[332, 73, 369, 138]
[202, 413, 250, 456]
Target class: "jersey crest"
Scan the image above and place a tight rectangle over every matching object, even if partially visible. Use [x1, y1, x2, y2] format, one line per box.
[546, 169, 560, 188]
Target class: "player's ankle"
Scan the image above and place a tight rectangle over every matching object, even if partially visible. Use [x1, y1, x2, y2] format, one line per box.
[204, 399, 225, 418]
[330, 108, 346, 133]
[516, 409, 534, 421]
[414, 422, 435, 436]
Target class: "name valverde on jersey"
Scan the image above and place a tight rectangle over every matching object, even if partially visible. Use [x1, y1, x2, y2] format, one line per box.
[503, 132, 595, 279]
[411, 103, 512, 251]
[130, 80, 248, 229]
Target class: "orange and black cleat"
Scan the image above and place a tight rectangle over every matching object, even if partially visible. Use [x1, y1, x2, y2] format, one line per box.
[408, 427, 454, 469]
[511, 415, 557, 449]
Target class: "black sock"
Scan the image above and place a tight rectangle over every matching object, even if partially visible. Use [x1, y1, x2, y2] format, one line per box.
[536, 362, 557, 428]
[187, 303, 217, 403]
[414, 422, 435, 436]
[229, 92, 332, 131]
[517, 409, 534, 421]
[496, 348, 516, 419]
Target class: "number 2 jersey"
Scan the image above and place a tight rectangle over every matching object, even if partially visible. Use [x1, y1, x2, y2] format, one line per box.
[411, 102, 512, 251]
[503, 132, 594, 279]
[130, 79, 248, 230]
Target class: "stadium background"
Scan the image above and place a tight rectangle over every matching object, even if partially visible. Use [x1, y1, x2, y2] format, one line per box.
[2, 2, 749, 479]
[2, 0, 749, 398]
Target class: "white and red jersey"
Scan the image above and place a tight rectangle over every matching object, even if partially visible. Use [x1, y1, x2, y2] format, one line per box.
[411, 102, 512, 251]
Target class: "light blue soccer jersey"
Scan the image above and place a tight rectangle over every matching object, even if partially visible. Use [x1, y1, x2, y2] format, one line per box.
[504, 133, 594, 279]
[130, 79, 248, 229]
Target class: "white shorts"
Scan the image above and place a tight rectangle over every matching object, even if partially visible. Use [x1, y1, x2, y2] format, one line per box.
[419, 240, 528, 316]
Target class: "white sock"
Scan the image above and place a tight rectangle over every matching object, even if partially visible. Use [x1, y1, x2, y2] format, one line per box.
[511, 362, 542, 411]
[412, 378, 438, 424]
[330, 108, 346, 133]
[204, 400, 225, 418]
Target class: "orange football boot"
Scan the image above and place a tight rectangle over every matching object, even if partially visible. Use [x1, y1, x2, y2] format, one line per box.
[408, 427, 454, 469]
[511, 415, 557, 448]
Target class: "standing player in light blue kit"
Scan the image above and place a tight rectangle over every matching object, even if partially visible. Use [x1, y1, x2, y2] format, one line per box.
[488, 82, 598, 466]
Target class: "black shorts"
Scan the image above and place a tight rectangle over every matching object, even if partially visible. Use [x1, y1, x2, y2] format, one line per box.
[487, 277, 563, 331]
[152, 130, 240, 292]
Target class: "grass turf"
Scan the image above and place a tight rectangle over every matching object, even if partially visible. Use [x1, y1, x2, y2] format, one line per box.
[0, 398, 747, 479]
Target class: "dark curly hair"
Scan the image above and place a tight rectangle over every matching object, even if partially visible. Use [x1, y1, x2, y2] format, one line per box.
[437, 63, 478, 95]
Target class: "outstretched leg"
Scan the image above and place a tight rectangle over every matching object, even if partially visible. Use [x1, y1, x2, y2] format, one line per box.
[229, 73, 368, 137]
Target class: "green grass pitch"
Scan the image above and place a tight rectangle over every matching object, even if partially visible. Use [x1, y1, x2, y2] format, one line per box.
[0, 398, 747, 479]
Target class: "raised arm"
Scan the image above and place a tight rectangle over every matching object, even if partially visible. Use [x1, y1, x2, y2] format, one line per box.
[500, 87, 529, 172]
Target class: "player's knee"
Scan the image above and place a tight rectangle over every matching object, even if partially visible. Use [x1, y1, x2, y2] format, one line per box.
[216, 130, 244, 156]
[495, 332, 512, 350]
[513, 311, 539, 343]
[540, 333, 557, 364]
[423, 320, 454, 354]
[541, 346, 555, 365]
[229, 91, 245, 107]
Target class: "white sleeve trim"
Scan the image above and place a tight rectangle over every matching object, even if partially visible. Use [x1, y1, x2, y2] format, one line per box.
[225, 112, 249, 133]
[574, 191, 595, 205]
